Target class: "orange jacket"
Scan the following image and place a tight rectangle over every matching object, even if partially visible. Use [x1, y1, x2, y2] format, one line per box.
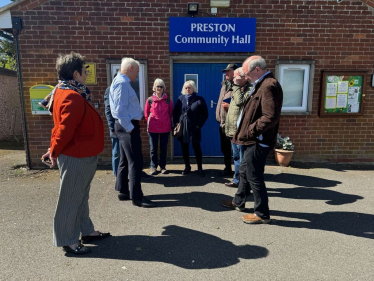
[50, 88, 104, 158]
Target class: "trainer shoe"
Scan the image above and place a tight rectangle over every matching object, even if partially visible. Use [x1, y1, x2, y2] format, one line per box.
[242, 213, 271, 224]
[149, 168, 157, 175]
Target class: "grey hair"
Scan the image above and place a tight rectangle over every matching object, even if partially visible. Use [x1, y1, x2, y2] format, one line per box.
[247, 56, 266, 71]
[235, 67, 245, 77]
[121, 57, 140, 72]
[181, 80, 198, 95]
[152, 78, 166, 92]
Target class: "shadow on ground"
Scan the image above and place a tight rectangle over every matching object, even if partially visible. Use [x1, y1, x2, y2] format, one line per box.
[271, 210, 374, 240]
[70, 225, 268, 268]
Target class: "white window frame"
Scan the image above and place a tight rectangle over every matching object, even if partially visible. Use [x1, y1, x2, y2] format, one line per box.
[106, 59, 148, 110]
[275, 60, 314, 114]
[184, 74, 198, 92]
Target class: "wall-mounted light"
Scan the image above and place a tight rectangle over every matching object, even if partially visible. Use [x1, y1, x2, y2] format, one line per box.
[188, 3, 199, 16]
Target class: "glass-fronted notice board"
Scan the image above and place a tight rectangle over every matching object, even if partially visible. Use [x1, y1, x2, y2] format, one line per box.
[319, 71, 366, 117]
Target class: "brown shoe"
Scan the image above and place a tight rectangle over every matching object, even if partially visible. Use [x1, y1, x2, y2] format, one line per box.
[220, 199, 245, 212]
[224, 182, 238, 188]
[242, 213, 270, 224]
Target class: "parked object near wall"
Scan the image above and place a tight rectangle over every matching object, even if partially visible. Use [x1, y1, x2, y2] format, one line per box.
[274, 134, 294, 167]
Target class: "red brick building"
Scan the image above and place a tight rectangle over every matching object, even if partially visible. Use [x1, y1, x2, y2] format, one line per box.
[0, 0, 373, 168]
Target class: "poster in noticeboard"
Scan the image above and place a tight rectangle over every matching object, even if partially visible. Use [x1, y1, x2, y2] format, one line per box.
[319, 71, 366, 117]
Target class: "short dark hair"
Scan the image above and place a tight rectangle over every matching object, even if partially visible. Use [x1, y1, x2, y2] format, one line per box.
[56, 52, 86, 80]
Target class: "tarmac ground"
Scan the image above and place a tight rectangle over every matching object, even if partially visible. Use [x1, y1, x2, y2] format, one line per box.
[0, 140, 373, 280]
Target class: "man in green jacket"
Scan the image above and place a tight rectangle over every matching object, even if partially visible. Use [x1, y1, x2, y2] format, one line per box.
[224, 67, 251, 188]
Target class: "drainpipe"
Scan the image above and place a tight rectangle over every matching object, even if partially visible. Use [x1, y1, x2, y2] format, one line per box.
[13, 18, 31, 168]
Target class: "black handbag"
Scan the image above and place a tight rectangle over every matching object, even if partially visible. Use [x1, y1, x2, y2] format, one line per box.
[172, 120, 183, 138]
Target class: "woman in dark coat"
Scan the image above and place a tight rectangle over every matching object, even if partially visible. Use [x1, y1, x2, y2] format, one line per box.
[173, 80, 208, 177]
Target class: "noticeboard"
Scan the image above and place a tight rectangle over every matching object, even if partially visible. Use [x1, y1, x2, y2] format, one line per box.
[319, 71, 366, 117]
[85, 63, 97, 85]
[30, 84, 54, 115]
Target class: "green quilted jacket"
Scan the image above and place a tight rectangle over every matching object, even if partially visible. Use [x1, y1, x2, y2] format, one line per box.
[224, 82, 252, 138]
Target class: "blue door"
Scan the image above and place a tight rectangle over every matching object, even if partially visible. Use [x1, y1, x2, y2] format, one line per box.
[173, 63, 240, 157]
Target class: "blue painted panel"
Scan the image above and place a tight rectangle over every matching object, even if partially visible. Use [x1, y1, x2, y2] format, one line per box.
[173, 63, 241, 157]
[169, 18, 256, 53]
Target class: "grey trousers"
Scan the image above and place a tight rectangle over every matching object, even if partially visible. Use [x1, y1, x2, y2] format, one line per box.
[53, 154, 97, 247]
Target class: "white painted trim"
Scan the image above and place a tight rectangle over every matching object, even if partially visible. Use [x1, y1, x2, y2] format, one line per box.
[0, 10, 12, 29]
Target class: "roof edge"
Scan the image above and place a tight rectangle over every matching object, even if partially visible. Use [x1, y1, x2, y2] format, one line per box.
[0, 0, 27, 14]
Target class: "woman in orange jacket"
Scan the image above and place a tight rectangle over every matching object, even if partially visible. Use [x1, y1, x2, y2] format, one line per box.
[42, 52, 109, 255]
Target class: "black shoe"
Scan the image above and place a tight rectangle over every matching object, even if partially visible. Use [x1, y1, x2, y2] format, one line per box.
[224, 182, 238, 188]
[81, 232, 111, 243]
[63, 243, 91, 255]
[118, 193, 130, 201]
[182, 166, 191, 175]
[132, 197, 157, 208]
[218, 170, 233, 176]
[198, 169, 205, 177]
[141, 171, 154, 179]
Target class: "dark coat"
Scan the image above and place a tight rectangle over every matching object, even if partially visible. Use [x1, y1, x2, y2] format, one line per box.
[232, 72, 283, 148]
[173, 94, 208, 143]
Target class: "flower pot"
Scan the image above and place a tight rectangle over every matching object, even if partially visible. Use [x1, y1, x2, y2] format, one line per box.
[274, 149, 294, 167]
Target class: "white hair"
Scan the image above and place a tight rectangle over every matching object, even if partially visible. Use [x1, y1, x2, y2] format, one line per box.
[247, 56, 267, 70]
[181, 80, 198, 95]
[152, 78, 166, 92]
[234, 67, 245, 77]
[121, 57, 140, 72]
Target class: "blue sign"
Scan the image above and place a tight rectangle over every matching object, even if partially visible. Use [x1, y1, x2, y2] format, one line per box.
[169, 17, 256, 53]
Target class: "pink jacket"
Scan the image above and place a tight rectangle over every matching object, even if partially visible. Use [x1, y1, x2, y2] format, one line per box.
[144, 93, 173, 133]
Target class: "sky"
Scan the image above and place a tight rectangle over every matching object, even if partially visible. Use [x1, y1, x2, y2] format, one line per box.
[0, 0, 13, 9]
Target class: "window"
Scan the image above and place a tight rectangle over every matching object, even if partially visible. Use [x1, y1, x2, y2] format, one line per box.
[106, 59, 148, 110]
[184, 74, 198, 92]
[276, 61, 314, 114]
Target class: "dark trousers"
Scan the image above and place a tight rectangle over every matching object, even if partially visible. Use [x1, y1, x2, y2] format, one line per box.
[181, 142, 203, 170]
[219, 126, 232, 171]
[148, 132, 170, 169]
[115, 120, 143, 201]
[233, 143, 271, 219]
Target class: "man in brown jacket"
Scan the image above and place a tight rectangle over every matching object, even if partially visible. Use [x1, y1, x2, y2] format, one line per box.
[216, 63, 238, 176]
[221, 56, 283, 224]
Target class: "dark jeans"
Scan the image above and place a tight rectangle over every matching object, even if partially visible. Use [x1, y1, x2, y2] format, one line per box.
[181, 142, 203, 170]
[233, 143, 271, 219]
[111, 137, 120, 176]
[219, 126, 232, 171]
[115, 120, 144, 201]
[148, 132, 170, 169]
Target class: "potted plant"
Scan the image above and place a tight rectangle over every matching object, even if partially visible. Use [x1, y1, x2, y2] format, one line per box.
[274, 134, 294, 167]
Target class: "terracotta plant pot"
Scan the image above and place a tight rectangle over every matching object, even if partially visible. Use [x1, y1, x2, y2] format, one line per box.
[274, 149, 294, 167]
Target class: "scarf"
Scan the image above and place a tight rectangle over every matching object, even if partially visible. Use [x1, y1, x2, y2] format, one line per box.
[47, 80, 92, 113]
[182, 93, 197, 143]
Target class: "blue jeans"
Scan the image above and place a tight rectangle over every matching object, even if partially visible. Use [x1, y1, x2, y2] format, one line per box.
[111, 137, 120, 176]
[148, 132, 170, 169]
[231, 139, 244, 184]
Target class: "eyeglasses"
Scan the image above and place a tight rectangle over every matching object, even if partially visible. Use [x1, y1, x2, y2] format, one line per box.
[244, 67, 257, 77]
[156, 86, 164, 88]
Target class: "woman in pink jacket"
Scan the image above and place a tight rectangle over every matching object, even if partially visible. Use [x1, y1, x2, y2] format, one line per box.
[144, 78, 173, 175]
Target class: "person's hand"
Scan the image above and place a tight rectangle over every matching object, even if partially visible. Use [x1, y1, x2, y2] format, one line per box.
[41, 149, 57, 168]
[222, 102, 229, 111]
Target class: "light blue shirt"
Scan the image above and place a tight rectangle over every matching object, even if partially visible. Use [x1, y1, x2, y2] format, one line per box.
[236, 71, 271, 147]
[109, 72, 143, 132]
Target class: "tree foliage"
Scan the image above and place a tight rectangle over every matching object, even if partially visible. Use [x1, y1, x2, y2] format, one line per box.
[0, 39, 16, 70]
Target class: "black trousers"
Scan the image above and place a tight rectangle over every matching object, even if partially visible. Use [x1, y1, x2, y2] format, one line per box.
[219, 126, 232, 171]
[181, 142, 203, 170]
[233, 143, 271, 219]
[115, 120, 144, 201]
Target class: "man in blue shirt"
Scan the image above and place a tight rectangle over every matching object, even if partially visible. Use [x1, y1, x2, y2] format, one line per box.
[109, 57, 156, 208]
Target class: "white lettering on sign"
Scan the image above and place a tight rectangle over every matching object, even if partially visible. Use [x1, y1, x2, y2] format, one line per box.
[175, 35, 230, 46]
[191, 23, 235, 32]
[232, 35, 251, 44]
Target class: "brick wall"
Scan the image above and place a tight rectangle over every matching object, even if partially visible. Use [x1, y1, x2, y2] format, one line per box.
[0, 68, 22, 140]
[10, 0, 374, 167]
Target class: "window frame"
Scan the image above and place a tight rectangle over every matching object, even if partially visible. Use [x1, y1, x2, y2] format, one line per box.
[184, 74, 199, 92]
[275, 60, 315, 115]
[106, 59, 148, 110]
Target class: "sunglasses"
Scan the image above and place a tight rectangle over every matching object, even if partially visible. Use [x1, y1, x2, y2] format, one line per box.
[156, 86, 164, 88]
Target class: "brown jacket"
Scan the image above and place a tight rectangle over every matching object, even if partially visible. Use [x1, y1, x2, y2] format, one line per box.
[232, 72, 283, 147]
[215, 81, 233, 126]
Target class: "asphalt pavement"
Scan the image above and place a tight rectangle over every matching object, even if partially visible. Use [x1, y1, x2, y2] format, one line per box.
[0, 144, 373, 281]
